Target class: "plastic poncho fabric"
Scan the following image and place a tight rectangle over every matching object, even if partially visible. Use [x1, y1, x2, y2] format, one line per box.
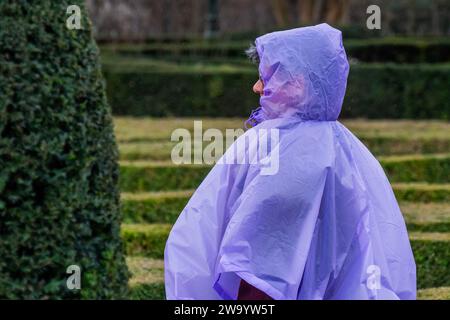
[164, 23, 416, 300]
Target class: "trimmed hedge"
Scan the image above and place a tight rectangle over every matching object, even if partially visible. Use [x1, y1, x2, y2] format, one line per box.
[120, 163, 211, 192]
[380, 154, 450, 183]
[0, 1, 129, 298]
[122, 195, 188, 224]
[121, 225, 450, 289]
[104, 67, 259, 118]
[412, 235, 450, 289]
[121, 224, 171, 259]
[103, 62, 450, 119]
[344, 64, 450, 119]
[118, 137, 450, 161]
[119, 155, 450, 192]
[358, 137, 450, 157]
[130, 283, 165, 300]
[393, 183, 450, 203]
[408, 223, 450, 233]
[345, 40, 450, 63]
[129, 282, 450, 300]
[121, 190, 450, 232]
[126, 255, 450, 299]
[100, 38, 450, 63]
[125, 255, 450, 300]
[128, 280, 450, 300]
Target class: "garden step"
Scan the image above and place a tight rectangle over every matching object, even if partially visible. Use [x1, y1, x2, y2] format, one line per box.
[119, 153, 450, 192]
[118, 137, 450, 161]
[114, 118, 450, 144]
[417, 287, 450, 300]
[121, 224, 450, 289]
[121, 188, 450, 230]
[127, 256, 164, 287]
[392, 183, 450, 203]
[125, 256, 450, 300]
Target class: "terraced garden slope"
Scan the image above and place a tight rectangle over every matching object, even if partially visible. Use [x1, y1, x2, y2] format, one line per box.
[114, 117, 450, 300]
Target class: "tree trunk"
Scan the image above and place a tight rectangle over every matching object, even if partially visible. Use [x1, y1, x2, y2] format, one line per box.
[272, 0, 290, 27]
[298, 0, 314, 24]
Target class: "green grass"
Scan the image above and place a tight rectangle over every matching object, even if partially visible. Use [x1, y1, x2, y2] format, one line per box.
[127, 256, 166, 300]
[121, 189, 450, 227]
[116, 118, 450, 299]
[392, 183, 450, 203]
[114, 117, 450, 143]
[121, 224, 450, 290]
[127, 257, 164, 287]
[118, 154, 450, 192]
[125, 256, 450, 300]
[114, 118, 450, 161]
[417, 287, 450, 300]
[118, 138, 450, 161]
[401, 202, 450, 232]
[129, 281, 450, 300]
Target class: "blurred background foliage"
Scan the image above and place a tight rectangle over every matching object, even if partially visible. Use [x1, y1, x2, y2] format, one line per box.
[86, 0, 449, 41]
[85, 0, 449, 119]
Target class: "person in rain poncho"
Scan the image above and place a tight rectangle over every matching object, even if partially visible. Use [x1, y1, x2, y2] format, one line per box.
[164, 23, 416, 300]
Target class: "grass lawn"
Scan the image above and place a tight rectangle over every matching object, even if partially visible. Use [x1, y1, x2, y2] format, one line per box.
[114, 117, 450, 300]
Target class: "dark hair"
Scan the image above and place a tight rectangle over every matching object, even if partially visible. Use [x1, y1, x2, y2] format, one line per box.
[245, 43, 259, 64]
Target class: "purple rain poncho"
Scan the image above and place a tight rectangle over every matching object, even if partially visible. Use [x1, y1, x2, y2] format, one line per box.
[164, 23, 416, 300]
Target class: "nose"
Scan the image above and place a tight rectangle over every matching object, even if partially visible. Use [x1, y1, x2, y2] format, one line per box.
[253, 79, 264, 96]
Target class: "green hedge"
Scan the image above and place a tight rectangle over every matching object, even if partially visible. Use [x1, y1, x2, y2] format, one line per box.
[345, 40, 450, 63]
[119, 155, 450, 192]
[122, 224, 171, 259]
[100, 38, 450, 63]
[358, 137, 450, 157]
[407, 223, 450, 233]
[121, 189, 450, 232]
[393, 183, 450, 203]
[104, 67, 259, 118]
[344, 64, 450, 119]
[118, 137, 450, 161]
[129, 282, 450, 300]
[380, 154, 450, 183]
[0, 1, 129, 298]
[103, 62, 450, 119]
[130, 283, 165, 300]
[122, 195, 188, 224]
[120, 164, 211, 192]
[121, 225, 450, 289]
[412, 237, 450, 289]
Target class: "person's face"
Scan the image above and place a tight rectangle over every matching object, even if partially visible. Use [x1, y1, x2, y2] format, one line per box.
[253, 78, 264, 96]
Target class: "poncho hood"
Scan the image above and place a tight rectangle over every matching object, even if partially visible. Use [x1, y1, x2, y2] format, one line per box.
[247, 23, 349, 126]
